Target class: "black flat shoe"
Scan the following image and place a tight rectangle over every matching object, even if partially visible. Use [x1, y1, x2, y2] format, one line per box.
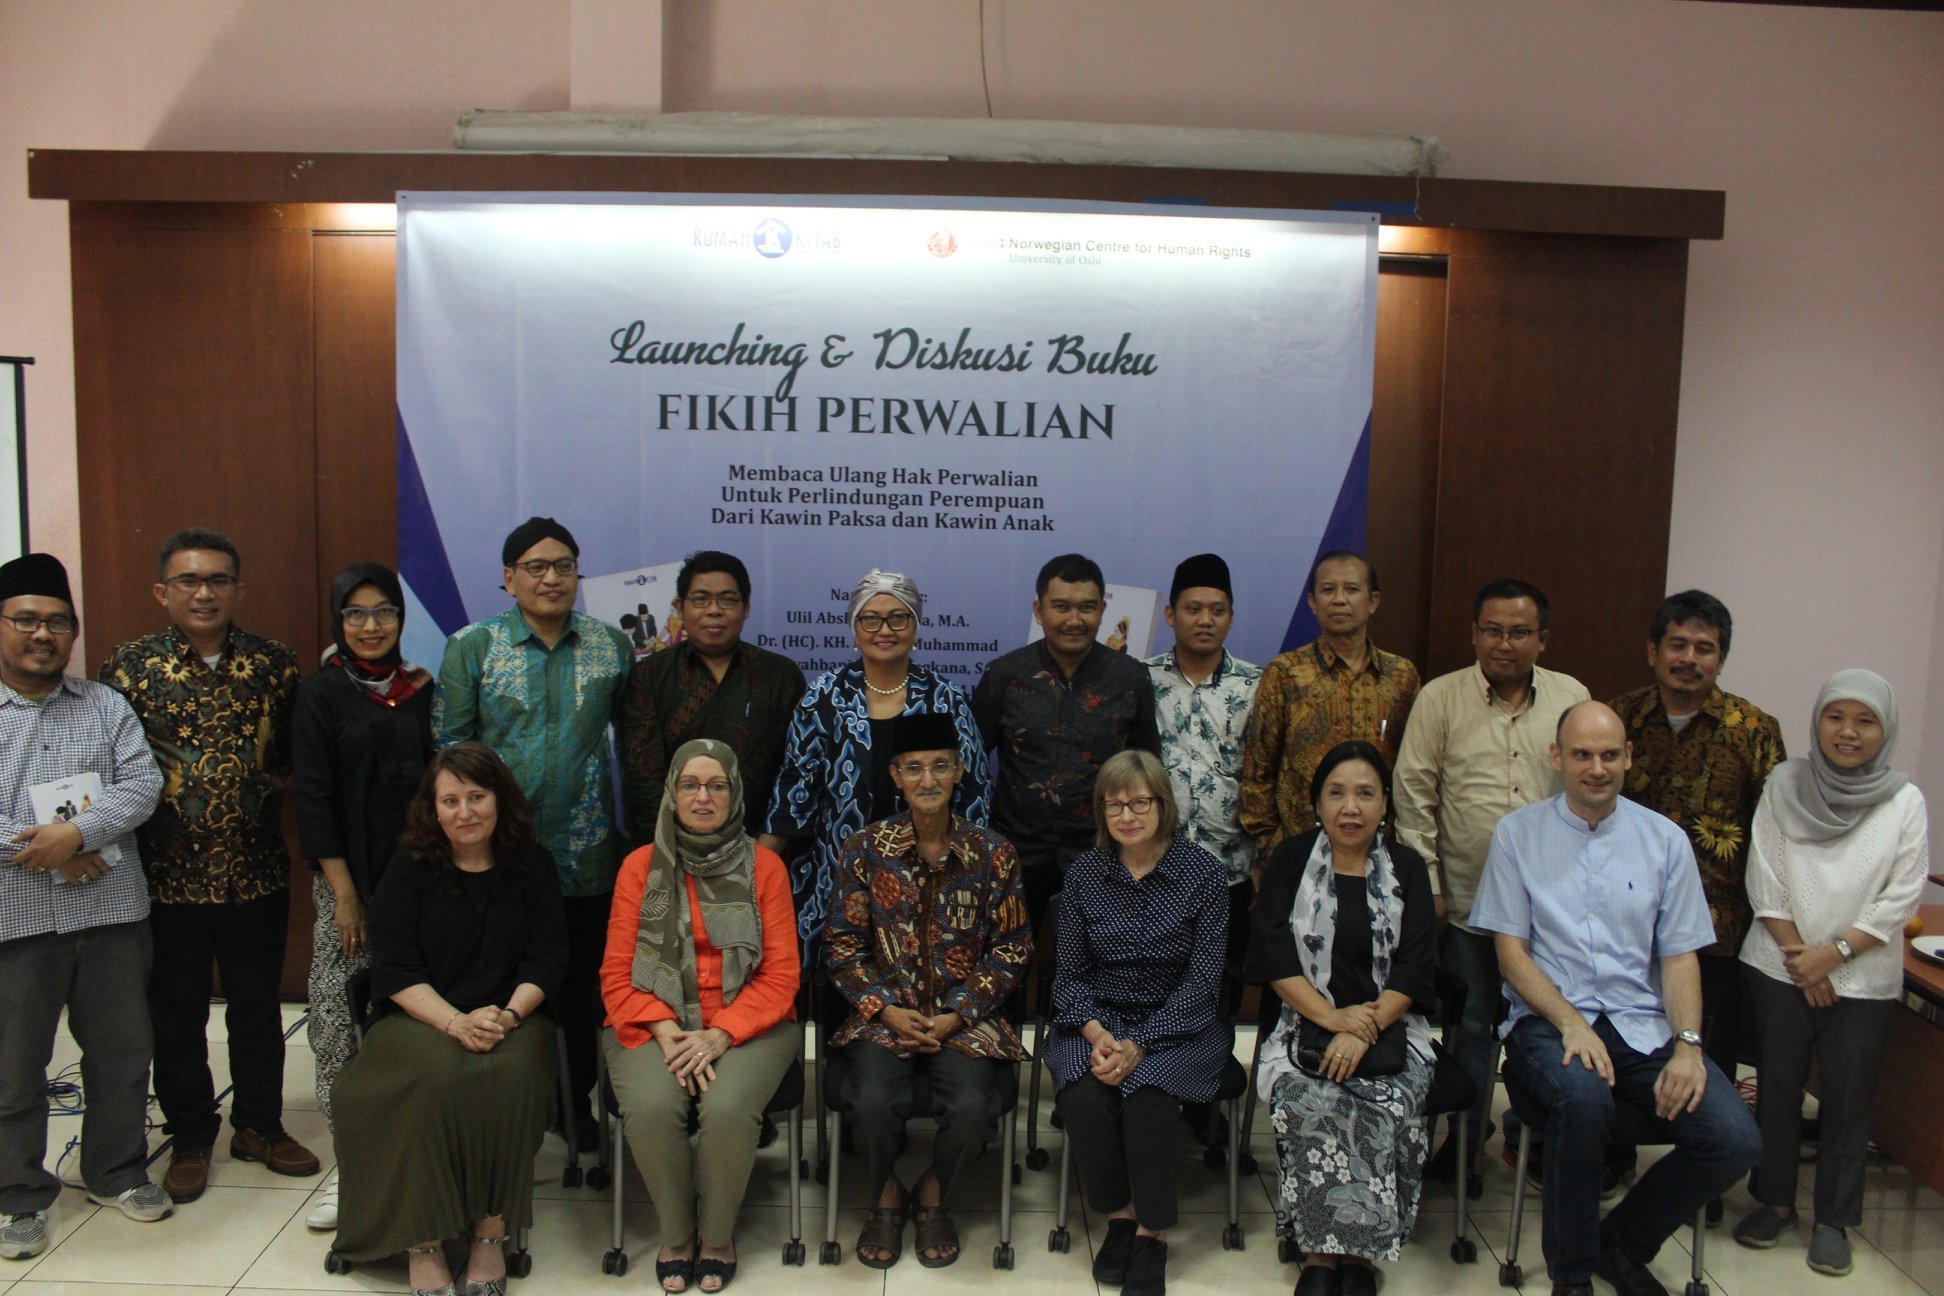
[1124, 1234, 1167, 1296]
[654, 1238, 696, 1293]
[1337, 1263, 1377, 1296]
[1093, 1217, 1138, 1285]
[695, 1255, 737, 1292]
[1295, 1264, 1341, 1296]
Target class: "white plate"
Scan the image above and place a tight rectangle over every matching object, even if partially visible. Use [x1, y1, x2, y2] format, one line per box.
[1911, 935, 1944, 964]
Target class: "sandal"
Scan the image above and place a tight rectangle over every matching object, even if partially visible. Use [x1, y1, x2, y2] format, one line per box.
[407, 1243, 457, 1296]
[912, 1203, 960, 1269]
[856, 1183, 909, 1269]
[654, 1236, 697, 1293]
[462, 1232, 509, 1296]
[695, 1247, 737, 1292]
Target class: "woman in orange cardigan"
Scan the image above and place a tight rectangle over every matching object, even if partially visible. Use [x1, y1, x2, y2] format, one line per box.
[603, 739, 801, 1295]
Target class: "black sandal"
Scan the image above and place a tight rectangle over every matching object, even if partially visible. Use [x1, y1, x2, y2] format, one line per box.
[855, 1186, 909, 1270]
[912, 1204, 961, 1268]
[654, 1237, 696, 1293]
[695, 1253, 737, 1292]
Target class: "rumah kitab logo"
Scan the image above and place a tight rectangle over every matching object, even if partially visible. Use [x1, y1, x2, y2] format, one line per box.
[753, 218, 793, 259]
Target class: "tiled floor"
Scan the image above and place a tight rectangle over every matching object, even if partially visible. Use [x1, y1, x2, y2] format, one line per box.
[4, 1008, 1941, 1294]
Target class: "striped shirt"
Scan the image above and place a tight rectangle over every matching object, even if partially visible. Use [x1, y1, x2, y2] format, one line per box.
[0, 676, 163, 942]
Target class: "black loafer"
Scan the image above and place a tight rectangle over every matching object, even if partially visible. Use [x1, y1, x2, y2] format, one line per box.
[1093, 1218, 1137, 1285]
[1593, 1239, 1670, 1296]
[1338, 1263, 1377, 1296]
[1294, 1264, 1341, 1296]
[1123, 1234, 1167, 1296]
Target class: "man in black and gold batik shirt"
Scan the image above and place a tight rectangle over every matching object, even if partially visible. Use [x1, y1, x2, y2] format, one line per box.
[99, 528, 315, 1204]
[1611, 589, 1785, 1088]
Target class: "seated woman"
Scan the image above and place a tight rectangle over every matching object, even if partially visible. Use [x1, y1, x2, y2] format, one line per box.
[1735, 670, 1929, 1278]
[1249, 741, 1436, 1296]
[332, 743, 567, 1296]
[824, 714, 1033, 1269]
[1048, 749, 1231, 1296]
[603, 739, 801, 1295]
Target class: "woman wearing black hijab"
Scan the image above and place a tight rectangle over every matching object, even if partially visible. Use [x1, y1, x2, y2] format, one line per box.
[293, 563, 436, 1231]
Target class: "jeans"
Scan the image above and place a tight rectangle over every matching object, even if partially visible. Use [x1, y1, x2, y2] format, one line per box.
[1439, 925, 1502, 1140]
[1503, 1014, 1761, 1285]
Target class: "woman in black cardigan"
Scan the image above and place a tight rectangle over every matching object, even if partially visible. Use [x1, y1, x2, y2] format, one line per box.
[293, 563, 435, 1231]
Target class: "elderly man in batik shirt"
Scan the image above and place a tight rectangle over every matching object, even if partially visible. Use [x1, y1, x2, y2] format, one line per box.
[1143, 554, 1261, 985]
[825, 713, 1032, 1269]
[1611, 591, 1785, 1102]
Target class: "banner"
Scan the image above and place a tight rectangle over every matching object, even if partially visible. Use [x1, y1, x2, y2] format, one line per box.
[396, 194, 1377, 677]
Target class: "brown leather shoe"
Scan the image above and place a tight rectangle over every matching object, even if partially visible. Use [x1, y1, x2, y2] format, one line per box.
[230, 1126, 321, 1177]
[163, 1142, 213, 1202]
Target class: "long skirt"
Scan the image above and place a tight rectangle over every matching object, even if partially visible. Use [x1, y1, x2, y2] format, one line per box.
[1270, 1051, 1431, 1262]
[331, 1012, 556, 1262]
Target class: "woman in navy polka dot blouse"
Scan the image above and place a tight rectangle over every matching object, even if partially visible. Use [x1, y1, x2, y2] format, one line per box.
[1048, 749, 1232, 1296]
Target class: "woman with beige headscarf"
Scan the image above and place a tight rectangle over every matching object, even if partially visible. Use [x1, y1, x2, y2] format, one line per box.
[603, 739, 800, 1294]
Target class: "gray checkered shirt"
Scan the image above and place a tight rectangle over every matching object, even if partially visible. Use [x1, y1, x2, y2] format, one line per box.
[0, 674, 162, 943]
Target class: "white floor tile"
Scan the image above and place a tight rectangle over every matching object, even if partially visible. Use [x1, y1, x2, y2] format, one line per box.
[8, 1284, 229, 1294]
[26, 1183, 300, 1287]
[232, 1191, 408, 1292]
[0, 1187, 96, 1282]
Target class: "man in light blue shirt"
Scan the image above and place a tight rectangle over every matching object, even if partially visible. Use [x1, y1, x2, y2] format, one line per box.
[1470, 702, 1759, 1296]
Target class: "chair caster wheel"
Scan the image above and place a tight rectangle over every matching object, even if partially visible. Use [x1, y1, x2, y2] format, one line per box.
[561, 1164, 583, 1188]
[1011, 1162, 1023, 1185]
[1025, 1146, 1049, 1171]
[323, 1250, 351, 1274]
[507, 1249, 532, 1277]
[1237, 1150, 1258, 1176]
[1452, 1237, 1478, 1263]
[584, 1165, 611, 1191]
[1467, 1171, 1485, 1201]
[1221, 1223, 1244, 1250]
[993, 1242, 1014, 1269]
[783, 1239, 806, 1266]
[1499, 1260, 1522, 1287]
[799, 1157, 810, 1180]
[1048, 1227, 1070, 1253]
[1684, 1285, 1708, 1296]
[819, 1241, 841, 1265]
[1203, 1145, 1227, 1170]
[815, 1162, 830, 1185]
[601, 1248, 627, 1275]
[1278, 1238, 1301, 1264]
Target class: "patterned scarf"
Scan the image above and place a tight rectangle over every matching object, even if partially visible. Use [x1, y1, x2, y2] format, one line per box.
[632, 738, 761, 1031]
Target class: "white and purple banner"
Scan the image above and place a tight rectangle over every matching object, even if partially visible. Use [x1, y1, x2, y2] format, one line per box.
[396, 193, 1377, 678]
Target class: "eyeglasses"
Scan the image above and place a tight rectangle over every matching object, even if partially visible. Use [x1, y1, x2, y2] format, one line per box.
[1103, 796, 1158, 817]
[512, 558, 578, 578]
[893, 758, 958, 781]
[165, 573, 237, 592]
[2, 614, 75, 636]
[855, 611, 915, 633]
[675, 779, 732, 799]
[340, 605, 401, 628]
[1475, 624, 1538, 644]
[683, 592, 745, 611]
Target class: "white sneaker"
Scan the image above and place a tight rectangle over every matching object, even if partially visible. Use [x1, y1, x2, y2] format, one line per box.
[1, 1210, 49, 1259]
[305, 1171, 340, 1231]
[87, 1181, 173, 1223]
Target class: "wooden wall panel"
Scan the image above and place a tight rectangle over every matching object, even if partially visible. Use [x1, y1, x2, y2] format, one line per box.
[312, 234, 401, 602]
[1367, 259, 1448, 676]
[1427, 231, 1687, 700]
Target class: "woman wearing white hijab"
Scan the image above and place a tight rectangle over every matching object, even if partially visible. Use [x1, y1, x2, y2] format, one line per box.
[1733, 669, 1929, 1277]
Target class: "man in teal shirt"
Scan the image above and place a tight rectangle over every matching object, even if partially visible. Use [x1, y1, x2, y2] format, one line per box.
[436, 516, 631, 1145]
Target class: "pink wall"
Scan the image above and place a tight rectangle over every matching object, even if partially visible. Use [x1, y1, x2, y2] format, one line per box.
[4, 0, 1941, 832]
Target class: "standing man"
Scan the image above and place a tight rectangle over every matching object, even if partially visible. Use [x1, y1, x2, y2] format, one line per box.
[436, 517, 631, 1145]
[1393, 578, 1589, 1180]
[620, 550, 806, 844]
[100, 529, 316, 1203]
[1469, 702, 1761, 1296]
[972, 553, 1160, 933]
[1239, 549, 1419, 862]
[1611, 591, 1785, 1092]
[1143, 554, 1261, 975]
[0, 555, 169, 1257]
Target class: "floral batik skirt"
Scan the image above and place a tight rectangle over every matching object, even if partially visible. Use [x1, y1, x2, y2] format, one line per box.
[1269, 1052, 1432, 1262]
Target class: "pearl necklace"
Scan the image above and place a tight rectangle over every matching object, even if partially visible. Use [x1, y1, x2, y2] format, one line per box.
[864, 674, 909, 697]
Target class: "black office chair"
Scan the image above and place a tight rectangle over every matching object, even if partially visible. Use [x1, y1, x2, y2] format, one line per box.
[324, 967, 571, 1280]
[594, 1038, 807, 1275]
[1497, 1065, 1708, 1296]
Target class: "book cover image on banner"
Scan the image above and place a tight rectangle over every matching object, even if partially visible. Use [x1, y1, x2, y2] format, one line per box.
[395, 194, 1378, 680]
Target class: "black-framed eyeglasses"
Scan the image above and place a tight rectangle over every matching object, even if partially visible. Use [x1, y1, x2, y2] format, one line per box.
[855, 611, 915, 633]
[340, 605, 402, 628]
[513, 558, 578, 578]
[2, 614, 75, 636]
[165, 573, 236, 592]
[1103, 796, 1158, 817]
[683, 592, 745, 611]
[675, 779, 732, 799]
[1474, 624, 1538, 644]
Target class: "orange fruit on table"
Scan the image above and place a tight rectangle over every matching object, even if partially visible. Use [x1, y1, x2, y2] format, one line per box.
[1909, 914, 1927, 938]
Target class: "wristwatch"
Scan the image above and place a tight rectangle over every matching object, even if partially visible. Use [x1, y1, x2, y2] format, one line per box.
[1675, 1029, 1703, 1049]
[1833, 937, 1855, 962]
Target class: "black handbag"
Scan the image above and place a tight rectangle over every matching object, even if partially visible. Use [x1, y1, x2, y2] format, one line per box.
[1294, 1014, 1407, 1078]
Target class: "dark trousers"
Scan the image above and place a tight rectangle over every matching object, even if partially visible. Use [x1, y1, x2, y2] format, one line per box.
[1440, 924, 1502, 1140]
[1224, 877, 1253, 1015]
[1698, 952, 1750, 1076]
[0, 921, 154, 1212]
[1057, 1078, 1182, 1232]
[557, 894, 611, 1115]
[1504, 1014, 1762, 1285]
[149, 890, 290, 1146]
[841, 1044, 1003, 1210]
[1744, 967, 1895, 1228]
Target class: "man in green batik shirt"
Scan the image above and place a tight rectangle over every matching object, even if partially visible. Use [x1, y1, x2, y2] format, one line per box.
[435, 516, 631, 1147]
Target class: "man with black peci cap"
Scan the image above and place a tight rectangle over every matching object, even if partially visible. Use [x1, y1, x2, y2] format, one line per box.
[823, 712, 1032, 1269]
[0, 554, 168, 1258]
[435, 516, 633, 1147]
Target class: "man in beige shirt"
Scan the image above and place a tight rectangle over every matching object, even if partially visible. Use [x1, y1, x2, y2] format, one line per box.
[1393, 578, 1590, 1182]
